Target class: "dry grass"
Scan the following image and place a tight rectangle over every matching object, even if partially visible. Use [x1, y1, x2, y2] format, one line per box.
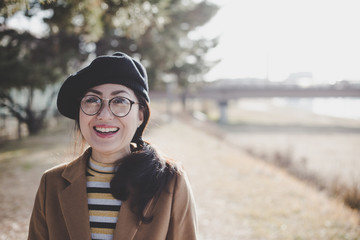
[331, 177, 360, 211]
[244, 145, 360, 214]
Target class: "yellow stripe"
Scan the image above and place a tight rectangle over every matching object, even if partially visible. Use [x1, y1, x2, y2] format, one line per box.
[87, 169, 114, 180]
[87, 177, 112, 183]
[88, 167, 115, 175]
[87, 192, 117, 200]
[89, 210, 119, 218]
[87, 176, 113, 182]
[91, 227, 114, 235]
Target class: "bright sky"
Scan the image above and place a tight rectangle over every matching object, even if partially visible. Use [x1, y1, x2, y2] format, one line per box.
[7, 0, 360, 84]
[197, 0, 360, 83]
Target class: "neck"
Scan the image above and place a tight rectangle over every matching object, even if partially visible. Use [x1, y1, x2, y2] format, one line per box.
[91, 148, 131, 164]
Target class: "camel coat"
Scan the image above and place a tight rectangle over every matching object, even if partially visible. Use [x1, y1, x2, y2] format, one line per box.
[28, 149, 198, 240]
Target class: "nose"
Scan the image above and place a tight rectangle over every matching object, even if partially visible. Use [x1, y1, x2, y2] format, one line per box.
[97, 101, 114, 120]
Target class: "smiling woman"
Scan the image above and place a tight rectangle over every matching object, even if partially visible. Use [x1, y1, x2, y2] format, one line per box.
[28, 52, 198, 240]
[78, 84, 143, 163]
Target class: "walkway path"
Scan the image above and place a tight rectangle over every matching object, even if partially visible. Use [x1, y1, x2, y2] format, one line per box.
[148, 118, 360, 239]
[0, 118, 359, 239]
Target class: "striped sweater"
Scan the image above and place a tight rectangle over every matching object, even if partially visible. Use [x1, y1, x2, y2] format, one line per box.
[86, 157, 121, 240]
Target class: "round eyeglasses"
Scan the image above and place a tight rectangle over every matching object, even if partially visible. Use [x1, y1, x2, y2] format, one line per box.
[80, 95, 139, 117]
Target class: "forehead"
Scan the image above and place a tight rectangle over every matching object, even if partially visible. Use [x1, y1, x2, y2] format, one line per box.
[87, 83, 136, 97]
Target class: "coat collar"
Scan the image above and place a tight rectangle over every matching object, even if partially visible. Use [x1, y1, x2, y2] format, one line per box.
[113, 198, 154, 239]
[61, 148, 91, 183]
[59, 148, 92, 240]
[59, 148, 146, 240]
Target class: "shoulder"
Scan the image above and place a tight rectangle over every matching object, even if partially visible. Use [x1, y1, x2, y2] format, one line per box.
[44, 162, 68, 176]
[150, 168, 195, 210]
[166, 168, 198, 234]
[170, 168, 194, 198]
[41, 148, 90, 182]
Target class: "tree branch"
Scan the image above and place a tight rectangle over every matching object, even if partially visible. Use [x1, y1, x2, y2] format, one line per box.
[0, 102, 27, 123]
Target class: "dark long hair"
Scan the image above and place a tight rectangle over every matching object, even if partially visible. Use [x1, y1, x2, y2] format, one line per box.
[110, 95, 179, 224]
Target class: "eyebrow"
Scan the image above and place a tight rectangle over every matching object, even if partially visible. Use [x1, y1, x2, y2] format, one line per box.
[87, 89, 102, 95]
[110, 90, 129, 96]
[86, 89, 130, 96]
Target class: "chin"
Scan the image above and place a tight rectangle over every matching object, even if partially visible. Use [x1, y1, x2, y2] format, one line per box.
[92, 142, 129, 155]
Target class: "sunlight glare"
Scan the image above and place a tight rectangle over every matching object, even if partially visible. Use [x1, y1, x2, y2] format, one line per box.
[201, 0, 360, 83]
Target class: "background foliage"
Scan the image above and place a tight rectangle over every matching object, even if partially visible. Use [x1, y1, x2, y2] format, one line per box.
[0, 0, 219, 134]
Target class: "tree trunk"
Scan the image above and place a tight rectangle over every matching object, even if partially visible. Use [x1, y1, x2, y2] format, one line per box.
[25, 112, 45, 135]
[1, 87, 57, 136]
[24, 87, 42, 135]
[181, 87, 188, 112]
[17, 119, 22, 139]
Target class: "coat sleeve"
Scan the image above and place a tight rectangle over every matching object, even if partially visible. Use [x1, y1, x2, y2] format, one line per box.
[28, 173, 49, 240]
[166, 172, 198, 240]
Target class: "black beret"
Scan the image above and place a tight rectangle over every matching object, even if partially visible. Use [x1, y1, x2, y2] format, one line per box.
[57, 52, 149, 120]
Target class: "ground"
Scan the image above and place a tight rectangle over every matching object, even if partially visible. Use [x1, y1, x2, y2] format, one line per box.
[0, 110, 359, 239]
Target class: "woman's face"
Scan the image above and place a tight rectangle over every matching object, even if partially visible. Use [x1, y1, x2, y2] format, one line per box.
[79, 84, 143, 161]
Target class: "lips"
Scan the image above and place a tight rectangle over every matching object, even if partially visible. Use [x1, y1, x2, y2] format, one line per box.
[94, 126, 119, 133]
[93, 125, 120, 137]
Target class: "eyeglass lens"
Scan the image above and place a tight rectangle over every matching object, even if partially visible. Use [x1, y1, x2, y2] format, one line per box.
[81, 95, 133, 117]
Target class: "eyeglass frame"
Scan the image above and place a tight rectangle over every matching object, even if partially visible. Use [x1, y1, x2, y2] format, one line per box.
[80, 94, 140, 118]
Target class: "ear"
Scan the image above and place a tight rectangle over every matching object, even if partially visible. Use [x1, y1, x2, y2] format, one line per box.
[137, 108, 144, 127]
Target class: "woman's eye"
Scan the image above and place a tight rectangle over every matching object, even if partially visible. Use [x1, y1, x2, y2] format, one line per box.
[113, 97, 129, 104]
[85, 96, 100, 103]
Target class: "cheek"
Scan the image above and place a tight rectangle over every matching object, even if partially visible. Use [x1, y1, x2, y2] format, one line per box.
[79, 112, 85, 130]
[78, 112, 91, 134]
[124, 112, 141, 133]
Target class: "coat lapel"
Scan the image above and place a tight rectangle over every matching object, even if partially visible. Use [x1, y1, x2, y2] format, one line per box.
[113, 197, 155, 240]
[59, 149, 92, 240]
[57, 148, 154, 240]
[113, 200, 140, 239]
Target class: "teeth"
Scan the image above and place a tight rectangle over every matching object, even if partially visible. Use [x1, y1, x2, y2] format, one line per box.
[95, 127, 119, 133]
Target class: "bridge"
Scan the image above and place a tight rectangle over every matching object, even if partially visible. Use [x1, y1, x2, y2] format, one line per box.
[151, 81, 360, 124]
[188, 85, 360, 99]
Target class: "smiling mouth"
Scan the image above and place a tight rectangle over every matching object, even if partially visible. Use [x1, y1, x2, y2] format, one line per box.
[94, 127, 120, 134]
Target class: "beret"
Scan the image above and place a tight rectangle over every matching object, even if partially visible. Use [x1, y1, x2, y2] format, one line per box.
[57, 52, 149, 120]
